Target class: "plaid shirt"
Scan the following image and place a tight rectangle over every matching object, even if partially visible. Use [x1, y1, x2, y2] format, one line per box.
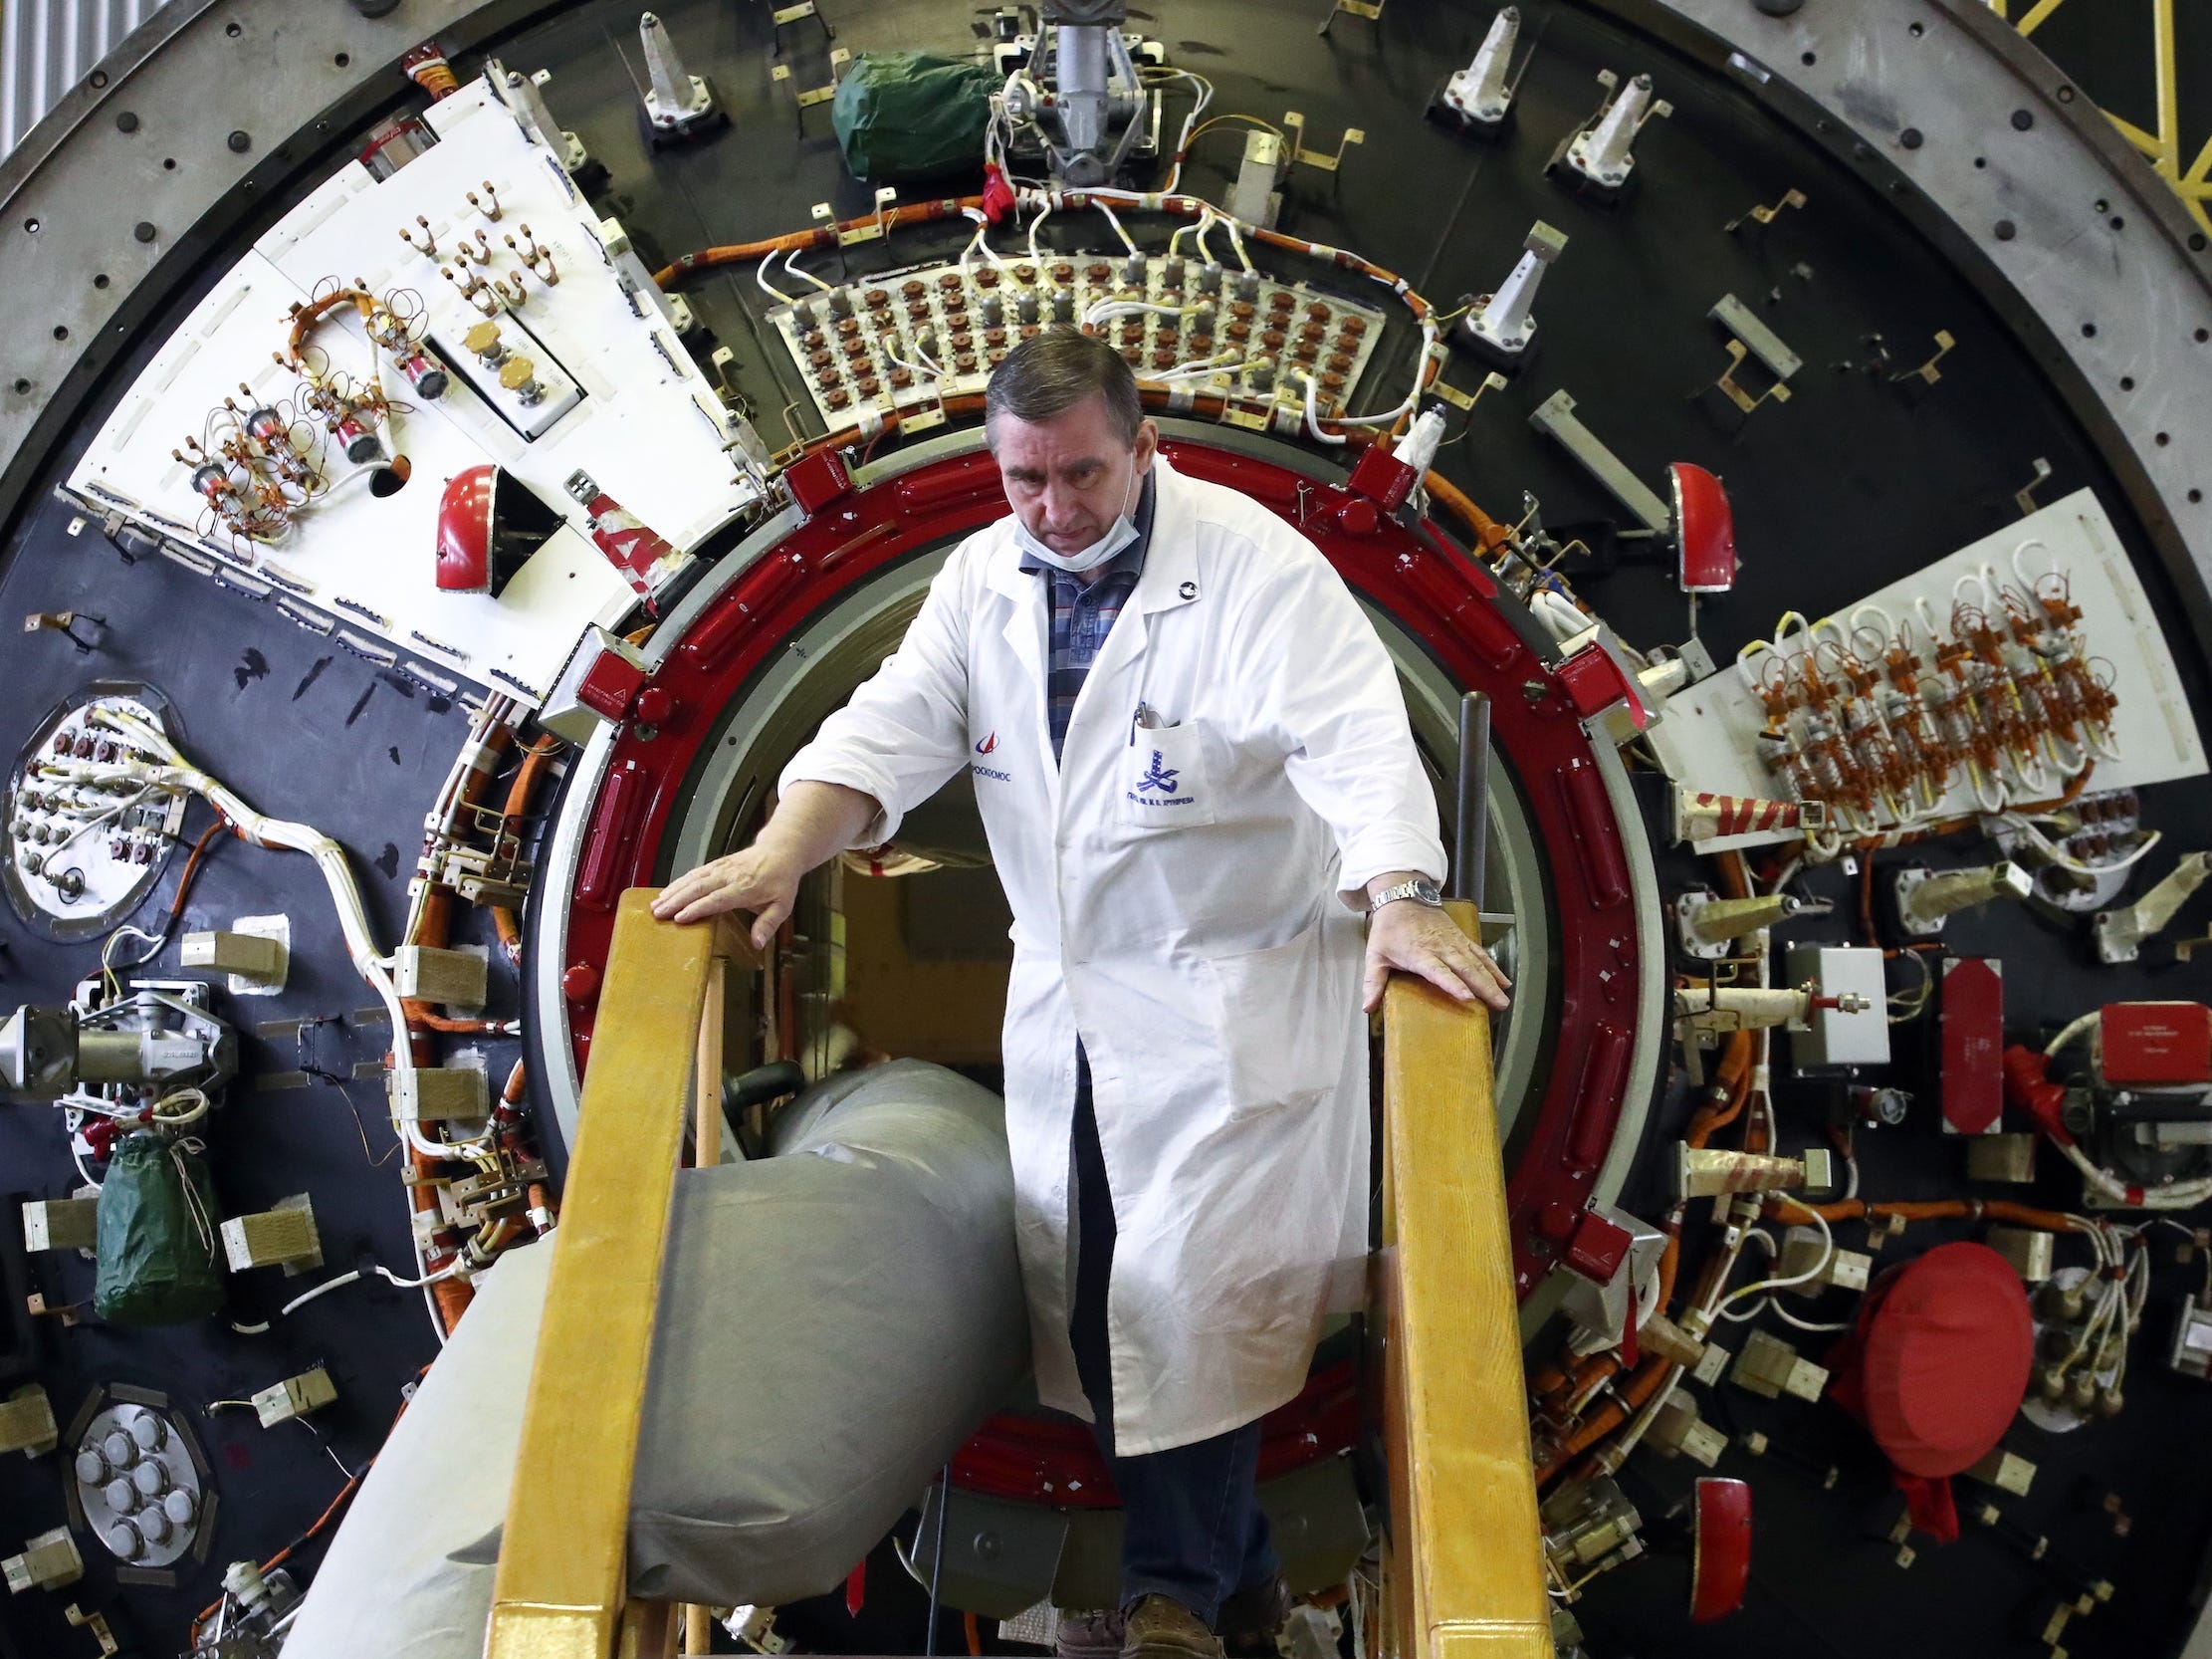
[1017, 475, 1157, 763]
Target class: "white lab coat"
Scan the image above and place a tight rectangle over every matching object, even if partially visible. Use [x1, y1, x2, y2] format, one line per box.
[780, 454, 1444, 1454]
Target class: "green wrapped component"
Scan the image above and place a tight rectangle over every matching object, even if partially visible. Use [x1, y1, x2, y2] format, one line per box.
[831, 52, 998, 183]
[93, 1132, 224, 1326]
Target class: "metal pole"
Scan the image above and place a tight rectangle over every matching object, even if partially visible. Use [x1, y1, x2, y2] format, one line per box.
[1451, 691, 1491, 911]
[924, 1464, 951, 1655]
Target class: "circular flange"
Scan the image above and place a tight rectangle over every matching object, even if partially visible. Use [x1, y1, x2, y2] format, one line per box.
[531, 426, 1667, 1495]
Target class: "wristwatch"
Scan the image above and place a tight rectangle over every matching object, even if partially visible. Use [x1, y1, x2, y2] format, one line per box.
[1366, 875, 1444, 915]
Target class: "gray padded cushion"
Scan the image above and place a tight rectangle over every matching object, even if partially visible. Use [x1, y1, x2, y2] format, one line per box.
[284, 1060, 1025, 1659]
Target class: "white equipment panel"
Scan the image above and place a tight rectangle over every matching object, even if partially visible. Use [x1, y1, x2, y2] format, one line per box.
[1652, 490, 2206, 852]
[65, 77, 761, 706]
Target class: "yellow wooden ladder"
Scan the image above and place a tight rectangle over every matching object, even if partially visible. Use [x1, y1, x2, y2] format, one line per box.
[1377, 899, 1553, 1659]
[485, 889, 752, 1659]
[483, 889, 1550, 1659]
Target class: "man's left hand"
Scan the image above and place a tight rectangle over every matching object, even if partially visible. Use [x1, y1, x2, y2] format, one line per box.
[1363, 900, 1511, 1015]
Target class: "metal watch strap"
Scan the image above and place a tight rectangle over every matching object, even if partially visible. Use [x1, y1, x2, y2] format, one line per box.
[1367, 878, 1439, 915]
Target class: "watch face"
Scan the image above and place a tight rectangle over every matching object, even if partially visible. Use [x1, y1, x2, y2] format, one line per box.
[1414, 878, 1443, 904]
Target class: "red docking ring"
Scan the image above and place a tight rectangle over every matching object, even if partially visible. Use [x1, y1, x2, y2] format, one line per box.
[548, 433, 1659, 1505]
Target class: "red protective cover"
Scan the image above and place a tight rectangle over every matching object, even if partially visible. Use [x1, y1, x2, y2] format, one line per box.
[1564, 1210, 1634, 1285]
[784, 447, 855, 517]
[1348, 445, 1419, 512]
[1670, 462, 1737, 593]
[1688, 1478, 1753, 1623]
[434, 464, 496, 592]
[2101, 1002, 2212, 1086]
[1826, 1242, 2033, 1541]
[1554, 637, 1652, 730]
[575, 647, 646, 724]
[1940, 958, 2005, 1134]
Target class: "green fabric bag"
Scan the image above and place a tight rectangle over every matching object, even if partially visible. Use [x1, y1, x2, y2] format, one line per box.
[831, 52, 997, 183]
[93, 1131, 224, 1326]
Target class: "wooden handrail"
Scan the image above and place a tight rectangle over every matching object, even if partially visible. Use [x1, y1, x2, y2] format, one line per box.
[484, 886, 1540, 1659]
[1378, 900, 1552, 1659]
[485, 889, 756, 1659]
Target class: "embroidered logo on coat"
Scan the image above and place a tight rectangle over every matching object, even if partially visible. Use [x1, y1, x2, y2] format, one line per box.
[975, 731, 998, 755]
[1135, 750, 1181, 794]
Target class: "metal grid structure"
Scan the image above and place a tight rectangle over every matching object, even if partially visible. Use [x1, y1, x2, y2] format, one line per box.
[1984, 0, 2212, 236]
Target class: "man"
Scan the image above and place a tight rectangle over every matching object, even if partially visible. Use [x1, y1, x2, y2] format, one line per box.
[653, 331, 1508, 1659]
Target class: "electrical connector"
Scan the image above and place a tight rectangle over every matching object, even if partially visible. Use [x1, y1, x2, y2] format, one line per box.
[21, 1197, 97, 1253]
[1730, 1329, 1828, 1402]
[251, 1368, 336, 1428]
[0, 1386, 57, 1457]
[2, 1527, 83, 1593]
[220, 1200, 322, 1273]
[1778, 1225, 1871, 1297]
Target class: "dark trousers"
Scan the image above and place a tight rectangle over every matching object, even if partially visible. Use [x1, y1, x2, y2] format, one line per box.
[1069, 1047, 1280, 1628]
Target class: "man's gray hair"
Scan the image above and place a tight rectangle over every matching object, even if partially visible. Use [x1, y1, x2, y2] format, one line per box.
[984, 328, 1144, 447]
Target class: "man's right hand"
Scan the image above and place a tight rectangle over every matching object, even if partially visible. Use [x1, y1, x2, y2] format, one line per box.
[651, 843, 803, 946]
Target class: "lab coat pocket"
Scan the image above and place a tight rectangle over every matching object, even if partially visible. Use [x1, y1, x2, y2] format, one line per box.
[1117, 720, 1217, 830]
[1211, 923, 1340, 1121]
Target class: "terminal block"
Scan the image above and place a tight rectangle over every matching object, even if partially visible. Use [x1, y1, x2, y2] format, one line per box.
[221, 1201, 322, 1273]
[21, 1197, 97, 1253]
[389, 1066, 491, 1123]
[252, 1368, 337, 1429]
[393, 945, 489, 1010]
[1965, 1448, 2036, 1497]
[0, 1387, 57, 1457]
[1985, 1224, 2055, 1283]
[1, 1527, 83, 1593]
[1646, 1394, 1727, 1467]
[1777, 1225, 1872, 1297]
[1730, 1329, 1829, 1402]
[180, 925, 288, 990]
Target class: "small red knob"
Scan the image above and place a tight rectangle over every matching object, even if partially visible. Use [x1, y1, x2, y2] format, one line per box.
[561, 961, 601, 1001]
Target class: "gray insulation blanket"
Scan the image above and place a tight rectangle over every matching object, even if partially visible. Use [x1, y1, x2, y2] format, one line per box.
[284, 1060, 1026, 1658]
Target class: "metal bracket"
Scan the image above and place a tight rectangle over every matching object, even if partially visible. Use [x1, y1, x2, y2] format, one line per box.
[1724, 187, 1806, 233]
[771, 47, 850, 131]
[2015, 456, 2054, 516]
[1892, 330, 1956, 387]
[1528, 388, 1670, 535]
[65, 1603, 119, 1658]
[1432, 370, 1508, 411]
[1708, 293, 1801, 415]
[767, 0, 835, 59]
[1714, 340, 1793, 415]
[1280, 110, 1365, 171]
[1316, 0, 1385, 36]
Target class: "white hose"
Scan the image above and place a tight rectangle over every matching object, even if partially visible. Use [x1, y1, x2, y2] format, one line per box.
[86, 708, 486, 1166]
[279, 1259, 463, 1319]
[782, 246, 835, 294]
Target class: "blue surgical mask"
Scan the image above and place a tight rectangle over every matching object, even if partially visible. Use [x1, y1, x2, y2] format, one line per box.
[1013, 460, 1143, 574]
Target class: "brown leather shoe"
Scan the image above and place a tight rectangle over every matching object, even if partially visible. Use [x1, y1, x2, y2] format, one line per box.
[1058, 1607, 1125, 1659]
[1120, 1594, 1224, 1659]
[1218, 1574, 1292, 1657]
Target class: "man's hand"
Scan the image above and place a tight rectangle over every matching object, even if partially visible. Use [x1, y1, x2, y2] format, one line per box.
[1362, 898, 1511, 1015]
[651, 781, 880, 943]
[650, 842, 803, 947]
